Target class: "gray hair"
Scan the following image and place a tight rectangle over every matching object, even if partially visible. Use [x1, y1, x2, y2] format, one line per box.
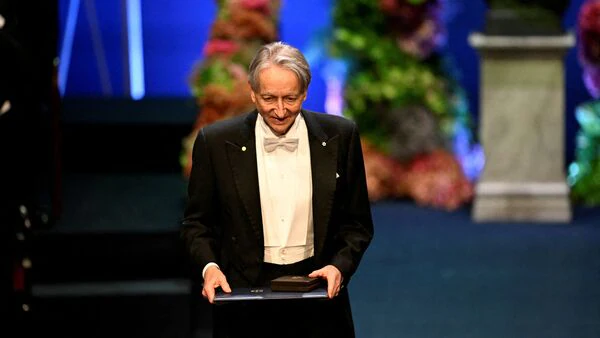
[248, 41, 311, 93]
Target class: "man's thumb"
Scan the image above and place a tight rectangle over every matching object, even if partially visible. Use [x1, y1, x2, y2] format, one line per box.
[221, 280, 232, 293]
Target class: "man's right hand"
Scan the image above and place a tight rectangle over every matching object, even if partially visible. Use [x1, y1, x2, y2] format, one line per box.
[202, 266, 231, 304]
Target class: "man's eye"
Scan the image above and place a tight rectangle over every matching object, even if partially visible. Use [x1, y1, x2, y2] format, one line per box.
[285, 97, 297, 102]
[262, 97, 274, 102]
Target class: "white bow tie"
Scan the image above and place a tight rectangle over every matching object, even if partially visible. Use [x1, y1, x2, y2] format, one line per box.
[263, 137, 299, 152]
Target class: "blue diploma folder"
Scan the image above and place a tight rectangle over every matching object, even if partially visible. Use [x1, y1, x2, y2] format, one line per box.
[214, 287, 328, 303]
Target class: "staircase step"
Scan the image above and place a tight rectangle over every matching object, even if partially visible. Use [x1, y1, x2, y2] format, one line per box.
[32, 279, 190, 297]
[30, 292, 196, 338]
[60, 98, 198, 173]
[31, 173, 192, 283]
[31, 231, 190, 283]
[29, 279, 212, 338]
[61, 123, 193, 173]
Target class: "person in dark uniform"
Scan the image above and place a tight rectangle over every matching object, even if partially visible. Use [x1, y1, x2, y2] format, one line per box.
[1, 1, 58, 332]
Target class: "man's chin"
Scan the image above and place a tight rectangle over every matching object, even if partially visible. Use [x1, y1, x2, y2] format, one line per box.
[268, 123, 291, 136]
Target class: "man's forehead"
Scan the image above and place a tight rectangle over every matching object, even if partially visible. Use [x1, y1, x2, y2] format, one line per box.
[258, 90, 302, 96]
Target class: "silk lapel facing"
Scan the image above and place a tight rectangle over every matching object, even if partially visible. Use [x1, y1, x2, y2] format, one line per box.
[226, 111, 264, 245]
[302, 111, 338, 259]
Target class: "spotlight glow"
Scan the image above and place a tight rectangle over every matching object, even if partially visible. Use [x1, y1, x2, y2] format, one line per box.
[58, 0, 81, 96]
[127, 0, 145, 100]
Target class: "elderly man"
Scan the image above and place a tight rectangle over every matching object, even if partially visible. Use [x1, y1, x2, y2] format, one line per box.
[181, 41, 374, 338]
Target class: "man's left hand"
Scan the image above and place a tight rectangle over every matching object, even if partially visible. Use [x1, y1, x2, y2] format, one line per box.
[309, 265, 343, 299]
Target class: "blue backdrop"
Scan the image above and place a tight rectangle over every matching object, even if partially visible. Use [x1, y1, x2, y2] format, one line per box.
[58, 0, 591, 164]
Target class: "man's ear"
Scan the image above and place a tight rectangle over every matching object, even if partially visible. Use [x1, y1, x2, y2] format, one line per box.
[250, 89, 257, 104]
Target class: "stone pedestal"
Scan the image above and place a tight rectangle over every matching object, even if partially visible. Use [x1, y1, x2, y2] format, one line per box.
[468, 33, 575, 222]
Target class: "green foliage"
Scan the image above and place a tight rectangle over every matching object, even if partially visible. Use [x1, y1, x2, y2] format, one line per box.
[331, 0, 461, 153]
[331, 0, 386, 40]
[568, 101, 600, 205]
[190, 60, 234, 99]
[570, 158, 600, 206]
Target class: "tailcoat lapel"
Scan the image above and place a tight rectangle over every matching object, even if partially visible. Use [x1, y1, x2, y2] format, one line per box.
[302, 110, 338, 259]
[226, 112, 264, 245]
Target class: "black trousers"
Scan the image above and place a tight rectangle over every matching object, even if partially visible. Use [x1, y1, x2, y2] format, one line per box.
[212, 258, 355, 338]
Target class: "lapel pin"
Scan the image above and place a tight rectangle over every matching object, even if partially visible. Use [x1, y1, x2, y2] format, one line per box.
[241, 146, 247, 152]
[322, 142, 326, 147]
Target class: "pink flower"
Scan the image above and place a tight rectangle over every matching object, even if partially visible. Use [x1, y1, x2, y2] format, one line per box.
[228, 63, 248, 81]
[578, 1, 600, 96]
[203, 39, 240, 57]
[583, 66, 600, 98]
[379, 0, 398, 12]
[239, 0, 271, 15]
[403, 150, 474, 210]
[578, 0, 600, 65]
[379, 0, 438, 35]
[397, 18, 445, 59]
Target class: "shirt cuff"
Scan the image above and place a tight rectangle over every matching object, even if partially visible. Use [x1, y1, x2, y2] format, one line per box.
[202, 262, 220, 279]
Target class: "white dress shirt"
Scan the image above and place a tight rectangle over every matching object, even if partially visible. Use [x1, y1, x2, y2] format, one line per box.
[255, 113, 314, 264]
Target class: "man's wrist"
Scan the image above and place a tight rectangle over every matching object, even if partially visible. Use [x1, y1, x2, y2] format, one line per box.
[202, 262, 220, 279]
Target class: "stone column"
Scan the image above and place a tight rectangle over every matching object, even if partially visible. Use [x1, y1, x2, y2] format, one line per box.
[468, 33, 575, 222]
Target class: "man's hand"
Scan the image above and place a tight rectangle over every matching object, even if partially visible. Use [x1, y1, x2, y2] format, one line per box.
[202, 266, 231, 304]
[309, 265, 343, 299]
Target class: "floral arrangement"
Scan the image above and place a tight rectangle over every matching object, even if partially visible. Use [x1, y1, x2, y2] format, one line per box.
[330, 0, 482, 210]
[577, 0, 600, 97]
[568, 0, 600, 206]
[181, 0, 280, 177]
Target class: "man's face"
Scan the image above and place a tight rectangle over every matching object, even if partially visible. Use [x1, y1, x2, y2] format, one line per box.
[250, 65, 306, 136]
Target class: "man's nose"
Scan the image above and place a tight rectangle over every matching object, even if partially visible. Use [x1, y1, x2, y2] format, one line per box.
[274, 99, 285, 117]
